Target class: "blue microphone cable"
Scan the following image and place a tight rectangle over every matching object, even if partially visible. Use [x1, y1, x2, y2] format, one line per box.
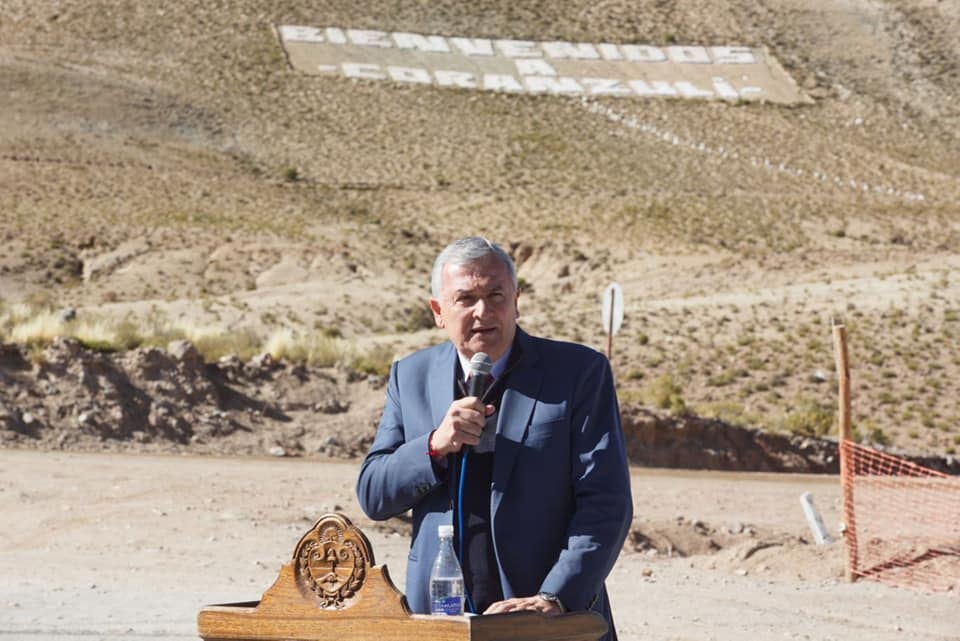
[457, 450, 477, 614]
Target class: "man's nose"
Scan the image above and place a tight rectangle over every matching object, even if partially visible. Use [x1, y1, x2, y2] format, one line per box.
[472, 298, 489, 318]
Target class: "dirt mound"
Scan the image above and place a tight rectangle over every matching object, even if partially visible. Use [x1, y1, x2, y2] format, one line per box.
[621, 405, 840, 473]
[5, 339, 957, 475]
[621, 404, 960, 474]
[3, 339, 840, 470]
[0, 339, 383, 458]
[626, 515, 843, 583]
[629, 516, 766, 558]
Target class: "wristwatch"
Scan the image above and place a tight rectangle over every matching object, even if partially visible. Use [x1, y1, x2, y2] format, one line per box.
[537, 592, 566, 612]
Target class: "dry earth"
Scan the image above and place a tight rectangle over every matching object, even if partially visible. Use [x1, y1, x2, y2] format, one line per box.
[2, 449, 958, 641]
[1, 3, 959, 636]
[1, 0, 959, 457]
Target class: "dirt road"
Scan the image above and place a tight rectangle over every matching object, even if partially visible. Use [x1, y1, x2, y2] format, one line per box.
[0, 450, 955, 640]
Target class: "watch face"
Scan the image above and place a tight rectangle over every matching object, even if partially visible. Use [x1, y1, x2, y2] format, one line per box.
[537, 592, 565, 611]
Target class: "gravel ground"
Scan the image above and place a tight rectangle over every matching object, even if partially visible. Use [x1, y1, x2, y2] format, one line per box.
[1, 450, 956, 641]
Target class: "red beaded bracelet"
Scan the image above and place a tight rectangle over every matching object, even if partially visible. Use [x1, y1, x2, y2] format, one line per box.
[427, 430, 441, 458]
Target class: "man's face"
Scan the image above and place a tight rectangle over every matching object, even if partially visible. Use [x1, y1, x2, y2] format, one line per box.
[429, 254, 519, 362]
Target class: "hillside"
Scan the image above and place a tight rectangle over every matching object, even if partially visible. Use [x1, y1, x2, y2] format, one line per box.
[1, 0, 959, 458]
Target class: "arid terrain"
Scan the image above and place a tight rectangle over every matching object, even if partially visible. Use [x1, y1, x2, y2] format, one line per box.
[2, 449, 958, 641]
[2, 0, 959, 458]
[1, 1, 959, 638]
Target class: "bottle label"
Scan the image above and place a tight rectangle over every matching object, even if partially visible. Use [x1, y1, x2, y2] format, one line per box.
[431, 596, 462, 616]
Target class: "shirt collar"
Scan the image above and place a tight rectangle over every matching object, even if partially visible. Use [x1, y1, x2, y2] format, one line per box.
[457, 346, 512, 382]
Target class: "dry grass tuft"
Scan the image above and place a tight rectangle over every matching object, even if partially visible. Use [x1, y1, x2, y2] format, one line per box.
[1, 303, 397, 372]
[264, 328, 352, 367]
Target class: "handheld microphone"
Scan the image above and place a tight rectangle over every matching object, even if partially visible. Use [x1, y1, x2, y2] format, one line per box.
[463, 352, 493, 456]
[466, 352, 493, 400]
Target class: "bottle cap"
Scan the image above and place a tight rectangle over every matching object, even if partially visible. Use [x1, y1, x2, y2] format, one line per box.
[438, 524, 454, 537]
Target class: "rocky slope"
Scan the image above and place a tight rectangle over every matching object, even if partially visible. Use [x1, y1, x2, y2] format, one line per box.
[4, 339, 958, 474]
[1, 0, 958, 459]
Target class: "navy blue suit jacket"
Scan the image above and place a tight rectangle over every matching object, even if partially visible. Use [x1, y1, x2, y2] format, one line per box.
[356, 328, 632, 639]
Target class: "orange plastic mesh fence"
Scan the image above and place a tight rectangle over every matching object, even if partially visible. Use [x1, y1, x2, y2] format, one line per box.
[840, 440, 960, 591]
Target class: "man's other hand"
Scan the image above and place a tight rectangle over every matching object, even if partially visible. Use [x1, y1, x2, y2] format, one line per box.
[482, 595, 563, 616]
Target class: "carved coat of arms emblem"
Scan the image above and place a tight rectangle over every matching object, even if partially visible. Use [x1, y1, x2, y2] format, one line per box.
[294, 514, 373, 609]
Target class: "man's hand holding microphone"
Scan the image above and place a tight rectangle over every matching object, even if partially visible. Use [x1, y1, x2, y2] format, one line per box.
[429, 352, 493, 457]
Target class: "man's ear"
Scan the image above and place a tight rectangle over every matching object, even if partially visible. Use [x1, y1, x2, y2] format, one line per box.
[514, 289, 520, 319]
[429, 298, 444, 328]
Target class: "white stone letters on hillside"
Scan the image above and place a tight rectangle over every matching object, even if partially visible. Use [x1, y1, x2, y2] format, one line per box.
[277, 25, 810, 104]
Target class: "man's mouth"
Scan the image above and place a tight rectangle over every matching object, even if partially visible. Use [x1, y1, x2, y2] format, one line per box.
[471, 327, 495, 336]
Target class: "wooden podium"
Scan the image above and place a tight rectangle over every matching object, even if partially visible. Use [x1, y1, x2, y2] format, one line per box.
[198, 513, 608, 641]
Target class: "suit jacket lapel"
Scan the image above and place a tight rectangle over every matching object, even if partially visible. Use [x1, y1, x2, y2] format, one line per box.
[429, 342, 457, 433]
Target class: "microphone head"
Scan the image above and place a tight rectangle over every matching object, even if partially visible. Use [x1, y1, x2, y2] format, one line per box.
[468, 352, 493, 377]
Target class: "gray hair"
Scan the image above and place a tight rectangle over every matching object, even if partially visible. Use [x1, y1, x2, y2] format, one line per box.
[431, 236, 517, 299]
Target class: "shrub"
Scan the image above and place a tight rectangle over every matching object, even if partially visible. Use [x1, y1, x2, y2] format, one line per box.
[265, 328, 308, 362]
[616, 388, 643, 405]
[696, 402, 759, 428]
[867, 426, 891, 446]
[642, 373, 687, 415]
[189, 327, 261, 362]
[350, 343, 394, 377]
[395, 304, 435, 333]
[8, 310, 64, 346]
[73, 319, 142, 352]
[319, 325, 343, 338]
[781, 399, 835, 437]
[707, 368, 740, 387]
[307, 335, 350, 367]
[264, 328, 350, 366]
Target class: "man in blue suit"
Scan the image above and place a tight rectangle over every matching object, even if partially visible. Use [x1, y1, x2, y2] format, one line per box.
[356, 237, 632, 639]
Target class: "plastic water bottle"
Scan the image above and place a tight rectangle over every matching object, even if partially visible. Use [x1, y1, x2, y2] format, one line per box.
[429, 524, 464, 615]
